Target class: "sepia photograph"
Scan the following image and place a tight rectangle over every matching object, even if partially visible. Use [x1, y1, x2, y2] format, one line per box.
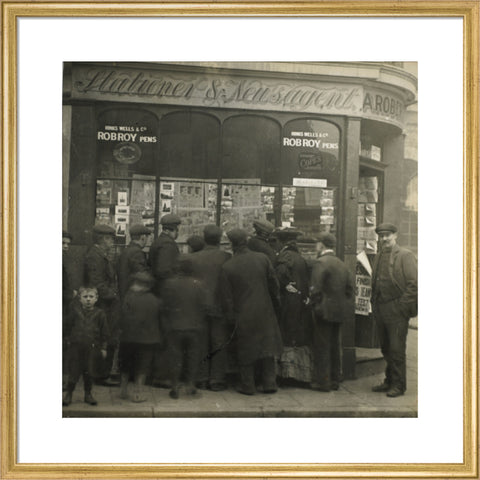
[2, 4, 477, 478]
[62, 61, 419, 418]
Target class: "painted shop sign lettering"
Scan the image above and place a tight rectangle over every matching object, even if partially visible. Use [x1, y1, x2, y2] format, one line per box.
[97, 125, 157, 143]
[363, 88, 405, 124]
[71, 66, 407, 128]
[293, 178, 327, 188]
[72, 66, 364, 116]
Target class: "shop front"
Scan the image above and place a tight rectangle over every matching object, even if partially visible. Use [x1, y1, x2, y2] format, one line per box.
[63, 62, 417, 378]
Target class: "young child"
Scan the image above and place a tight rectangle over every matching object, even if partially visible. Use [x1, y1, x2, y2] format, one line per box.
[119, 271, 163, 403]
[162, 256, 207, 399]
[63, 286, 108, 406]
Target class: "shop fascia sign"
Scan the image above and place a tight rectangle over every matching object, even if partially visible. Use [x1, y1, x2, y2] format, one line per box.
[71, 66, 364, 116]
[362, 87, 405, 127]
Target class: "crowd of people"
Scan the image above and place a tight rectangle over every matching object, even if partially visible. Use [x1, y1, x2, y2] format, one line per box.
[62, 216, 417, 406]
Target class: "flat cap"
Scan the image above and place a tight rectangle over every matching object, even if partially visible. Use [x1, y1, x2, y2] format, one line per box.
[93, 224, 116, 235]
[62, 230, 72, 240]
[227, 228, 248, 245]
[317, 232, 337, 249]
[160, 214, 181, 226]
[271, 227, 302, 241]
[131, 271, 155, 286]
[129, 224, 152, 236]
[375, 223, 398, 234]
[186, 235, 205, 252]
[253, 219, 275, 235]
[203, 224, 223, 242]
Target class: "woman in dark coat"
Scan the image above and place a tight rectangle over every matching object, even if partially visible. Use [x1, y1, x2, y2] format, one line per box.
[220, 229, 283, 395]
[272, 228, 310, 347]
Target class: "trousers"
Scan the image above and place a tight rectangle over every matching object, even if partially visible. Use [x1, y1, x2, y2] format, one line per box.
[374, 299, 410, 392]
[311, 320, 342, 389]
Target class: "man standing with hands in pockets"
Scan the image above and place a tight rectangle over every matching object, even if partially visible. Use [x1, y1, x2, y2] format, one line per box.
[371, 223, 418, 398]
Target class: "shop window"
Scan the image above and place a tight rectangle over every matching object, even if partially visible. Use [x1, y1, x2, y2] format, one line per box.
[223, 115, 280, 183]
[282, 119, 340, 186]
[95, 108, 158, 249]
[159, 111, 220, 179]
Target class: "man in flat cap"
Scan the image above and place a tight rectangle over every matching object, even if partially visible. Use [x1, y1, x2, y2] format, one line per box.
[84, 224, 120, 384]
[149, 214, 182, 293]
[190, 225, 232, 391]
[371, 223, 418, 398]
[220, 228, 283, 395]
[309, 233, 355, 392]
[247, 219, 277, 264]
[272, 228, 309, 347]
[117, 224, 152, 299]
[148, 213, 181, 387]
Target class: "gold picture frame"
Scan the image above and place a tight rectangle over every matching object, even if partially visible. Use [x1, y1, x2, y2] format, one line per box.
[1, 1, 478, 478]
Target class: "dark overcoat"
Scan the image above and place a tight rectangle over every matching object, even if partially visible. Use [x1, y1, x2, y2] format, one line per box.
[162, 275, 207, 332]
[275, 245, 310, 346]
[117, 242, 149, 298]
[220, 246, 283, 365]
[120, 290, 163, 344]
[190, 246, 232, 317]
[310, 252, 355, 323]
[148, 232, 180, 285]
[247, 236, 277, 264]
[371, 244, 418, 318]
[84, 245, 118, 303]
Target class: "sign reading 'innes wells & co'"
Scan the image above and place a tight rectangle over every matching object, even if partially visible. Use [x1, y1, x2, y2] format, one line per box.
[70, 65, 406, 127]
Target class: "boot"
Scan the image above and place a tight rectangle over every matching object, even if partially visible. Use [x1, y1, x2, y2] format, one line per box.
[84, 391, 98, 405]
[120, 373, 129, 400]
[62, 391, 72, 406]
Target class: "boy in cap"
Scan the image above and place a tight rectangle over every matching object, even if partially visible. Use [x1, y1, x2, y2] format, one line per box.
[221, 229, 283, 395]
[148, 214, 181, 388]
[84, 224, 120, 385]
[190, 224, 232, 391]
[117, 223, 151, 299]
[149, 214, 182, 291]
[119, 271, 163, 402]
[247, 219, 277, 264]
[370, 223, 417, 398]
[162, 256, 208, 399]
[63, 286, 109, 406]
[309, 233, 355, 392]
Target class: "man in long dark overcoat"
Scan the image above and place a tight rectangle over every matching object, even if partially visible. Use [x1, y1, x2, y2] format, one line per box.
[371, 223, 417, 398]
[84, 224, 120, 383]
[220, 228, 283, 395]
[117, 224, 151, 299]
[310, 233, 355, 392]
[190, 225, 232, 391]
[272, 228, 310, 347]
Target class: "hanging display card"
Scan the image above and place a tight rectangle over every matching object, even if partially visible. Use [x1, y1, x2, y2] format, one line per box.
[96, 180, 112, 206]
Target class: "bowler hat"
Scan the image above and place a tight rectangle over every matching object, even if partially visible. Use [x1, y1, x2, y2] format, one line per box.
[129, 224, 152, 236]
[227, 228, 248, 245]
[253, 219, 274, 235]
[317, 232, 337, 249]
[375, 223, 398, 234]
[92, 224, 115, 235]
[160, 214, 181, 227]
[186, 235, 205, 252]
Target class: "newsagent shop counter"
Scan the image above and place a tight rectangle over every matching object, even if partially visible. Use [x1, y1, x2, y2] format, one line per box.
[62, 61, 417, 378]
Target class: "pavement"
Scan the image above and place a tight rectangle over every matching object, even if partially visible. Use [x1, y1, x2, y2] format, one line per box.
[62, 326, 417, 418]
